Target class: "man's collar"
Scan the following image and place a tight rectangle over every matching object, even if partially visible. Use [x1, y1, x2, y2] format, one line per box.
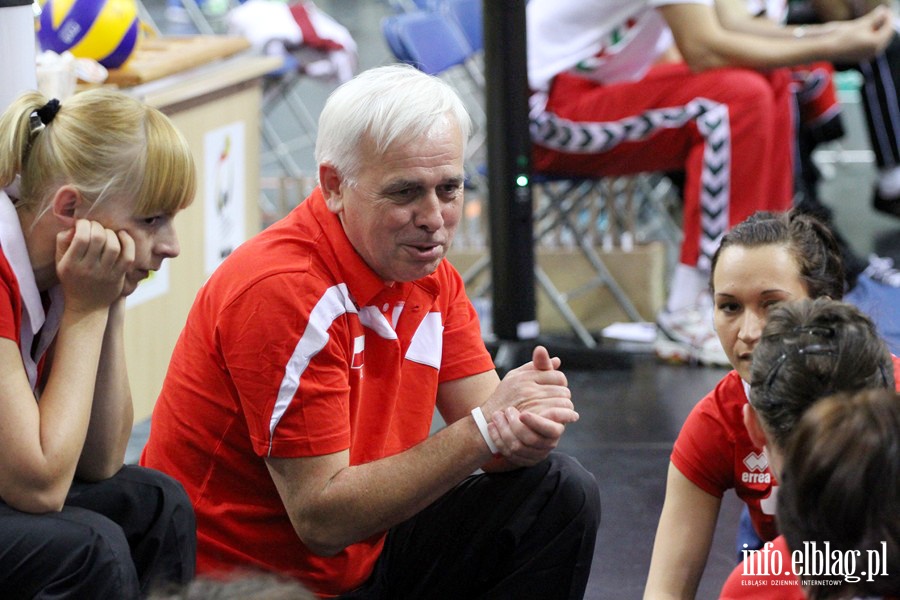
[308, 188, 427, 308]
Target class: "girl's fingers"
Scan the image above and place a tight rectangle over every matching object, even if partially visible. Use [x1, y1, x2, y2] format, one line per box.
[114, 230, 136, 271]
[97, 228, 122, 269]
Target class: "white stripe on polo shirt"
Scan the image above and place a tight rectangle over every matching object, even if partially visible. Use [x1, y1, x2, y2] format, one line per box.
[405, 312, 443, 369]
[267, 283, 445, 453]
[269, 283, 358, 453]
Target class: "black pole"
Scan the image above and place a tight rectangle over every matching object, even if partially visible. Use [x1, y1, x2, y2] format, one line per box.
[480, 0, 632, 371]
[483, 0, 537, 344]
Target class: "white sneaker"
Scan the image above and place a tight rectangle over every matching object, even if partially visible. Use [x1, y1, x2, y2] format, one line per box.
[655, 303, 730, 367]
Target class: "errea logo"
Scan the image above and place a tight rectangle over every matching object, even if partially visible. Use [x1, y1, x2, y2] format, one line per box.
[742, 451, 771, 483]
[743, 451, 768, 472]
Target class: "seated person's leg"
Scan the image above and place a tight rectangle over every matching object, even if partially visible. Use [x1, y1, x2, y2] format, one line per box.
[855, 33, 900, 218]
[790, 1, 900, 218]
[0, 502, 140, 599]
[532, 64, 794, 364]
[65, 464, 196, 594]
[342, 453, 600, 600]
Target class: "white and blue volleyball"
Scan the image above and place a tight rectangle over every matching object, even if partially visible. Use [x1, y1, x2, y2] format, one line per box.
[38, 0, 140, 69]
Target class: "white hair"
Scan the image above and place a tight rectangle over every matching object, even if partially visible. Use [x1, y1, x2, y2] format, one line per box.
[315, 64, 471, 184]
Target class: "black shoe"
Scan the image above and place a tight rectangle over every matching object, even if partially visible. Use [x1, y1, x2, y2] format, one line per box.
[873, 186, 900, 219]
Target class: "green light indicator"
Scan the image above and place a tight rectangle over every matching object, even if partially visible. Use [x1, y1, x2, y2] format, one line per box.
[516, 174, 529, 187]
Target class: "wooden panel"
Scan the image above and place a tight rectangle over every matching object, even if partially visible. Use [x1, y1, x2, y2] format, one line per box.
[105, 35, 251, 87]
[122, 71, 265, 421]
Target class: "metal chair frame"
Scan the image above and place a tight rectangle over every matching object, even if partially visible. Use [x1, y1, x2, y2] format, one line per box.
[382, 6, 683, 346]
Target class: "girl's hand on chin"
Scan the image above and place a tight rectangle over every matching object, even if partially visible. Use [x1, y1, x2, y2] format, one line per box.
[56, 219, 135, 313]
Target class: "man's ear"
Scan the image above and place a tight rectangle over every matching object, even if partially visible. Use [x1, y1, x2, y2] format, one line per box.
[318, 163, 344, 214]
[50, 185, 82, 226]
[743, 403, 769, 448]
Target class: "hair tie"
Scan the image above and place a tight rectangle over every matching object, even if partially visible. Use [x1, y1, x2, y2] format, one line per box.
[36, 99, 61, 125]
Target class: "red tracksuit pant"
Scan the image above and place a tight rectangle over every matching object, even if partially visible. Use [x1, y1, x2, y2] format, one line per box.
[531, 62, 795, 271]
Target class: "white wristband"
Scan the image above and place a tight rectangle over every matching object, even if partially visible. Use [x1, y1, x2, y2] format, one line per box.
[471, 406, 499, 454]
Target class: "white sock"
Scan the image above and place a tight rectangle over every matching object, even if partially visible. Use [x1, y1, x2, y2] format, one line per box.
[878, 166, 900, 199]
[666, 264, 709, 313]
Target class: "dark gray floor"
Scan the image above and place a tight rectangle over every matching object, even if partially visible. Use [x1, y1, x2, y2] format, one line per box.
[556, 360, 739, 599]
[126, 0, 900, 597]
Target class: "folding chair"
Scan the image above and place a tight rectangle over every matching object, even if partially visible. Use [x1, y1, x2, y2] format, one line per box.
[381, 11, 469, 75]
[259, 50, 329, 182]
[383, 9, 679, 346]
[381, 10, 487, 188]
[229, 1, 357, 215]
[438, 0, 486, 138]
[382, 14, 413, 64]
[441, 0, 482, 54]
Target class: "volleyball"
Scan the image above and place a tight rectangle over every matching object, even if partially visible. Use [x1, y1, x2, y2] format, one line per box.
[37, 0, 141, 69]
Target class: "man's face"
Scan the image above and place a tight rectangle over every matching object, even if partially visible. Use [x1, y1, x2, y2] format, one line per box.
[322, 120, 465, 283]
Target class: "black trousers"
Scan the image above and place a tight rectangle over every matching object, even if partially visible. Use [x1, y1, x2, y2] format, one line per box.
[339, 453, 601, 600]
[0, 465, 196, 600]
[788, 3, 900, 171]
[850, 32, 900, 171]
